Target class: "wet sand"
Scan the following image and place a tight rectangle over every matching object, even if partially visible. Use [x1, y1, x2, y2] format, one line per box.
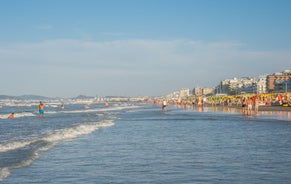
[258, 105, 291, 112]
[228, 105, 291, 112]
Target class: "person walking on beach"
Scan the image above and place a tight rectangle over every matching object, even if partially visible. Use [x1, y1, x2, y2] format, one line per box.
[247, 98, 253, 115]
[38, 101, 45, 118]
[241, 97, 247, 115]
[162, 99, 167, 112]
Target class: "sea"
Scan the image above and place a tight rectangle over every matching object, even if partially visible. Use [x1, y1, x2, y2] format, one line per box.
[1, 100, 291, 184]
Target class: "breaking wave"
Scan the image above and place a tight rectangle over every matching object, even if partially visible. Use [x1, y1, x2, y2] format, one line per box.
[0, 120, 114, 180]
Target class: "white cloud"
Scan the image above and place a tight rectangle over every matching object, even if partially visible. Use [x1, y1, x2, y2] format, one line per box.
[0, 39, 290, 97]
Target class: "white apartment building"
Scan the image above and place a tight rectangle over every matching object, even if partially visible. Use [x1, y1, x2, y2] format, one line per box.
[257, 75, 267, 94]
[179, 88, 190, 99]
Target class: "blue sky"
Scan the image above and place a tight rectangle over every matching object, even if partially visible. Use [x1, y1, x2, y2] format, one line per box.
[0, 0, 291, 97]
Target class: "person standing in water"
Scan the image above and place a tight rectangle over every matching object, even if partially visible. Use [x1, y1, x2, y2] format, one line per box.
[247, 98, 253, 115]
[38, 101, 45, 118]
[241, 97, 247, 115]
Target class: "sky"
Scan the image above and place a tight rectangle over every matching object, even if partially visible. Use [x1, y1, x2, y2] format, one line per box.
[0, 0, 291, 98]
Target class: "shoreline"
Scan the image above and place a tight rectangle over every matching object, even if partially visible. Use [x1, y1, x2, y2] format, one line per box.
[258, 105, 291, 112]
[226, 105, 291, 112]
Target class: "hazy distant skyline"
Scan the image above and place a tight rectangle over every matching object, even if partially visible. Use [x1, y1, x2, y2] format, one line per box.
[1, 0, 291, 97]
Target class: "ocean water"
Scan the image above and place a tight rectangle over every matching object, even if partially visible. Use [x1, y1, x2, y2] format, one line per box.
[1, 101, 291, 183]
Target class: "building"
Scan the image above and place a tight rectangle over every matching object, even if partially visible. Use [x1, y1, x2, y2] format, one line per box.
[216, 77, 256, 95]
[165, 91, 179, 100]
[256, 75, 267, 94]
[274, 78, 291, 93]
[179, 88, 190, 99]
[237, 83, 257, 94]
[216, 78, 240, 95]
[193, 87, 203, 96]
[193, 87, 214, 96]
[164, 88, 190, 100]
[202, 88, 215, 96]
[267, 70, 291, 92]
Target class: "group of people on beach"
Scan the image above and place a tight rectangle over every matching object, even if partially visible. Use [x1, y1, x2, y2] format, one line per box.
[241, 97, 259, 115]
[155, 95, 262, 115]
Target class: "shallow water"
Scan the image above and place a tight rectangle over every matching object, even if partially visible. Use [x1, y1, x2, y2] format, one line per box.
[1, 102, 291, 183]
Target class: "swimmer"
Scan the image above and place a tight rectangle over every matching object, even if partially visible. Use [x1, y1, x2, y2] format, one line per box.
[8, 113, 15, 119]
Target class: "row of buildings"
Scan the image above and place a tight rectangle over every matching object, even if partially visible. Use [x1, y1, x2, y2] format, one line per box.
[213, 69, 291, 96]
[164, 69, 291, 100]
[199, 69, 291, 96]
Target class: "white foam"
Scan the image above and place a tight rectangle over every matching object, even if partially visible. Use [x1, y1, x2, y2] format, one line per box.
[0, 168, 10, 181]
[43, 121, 114, 142]
[48, 104, 58, 108]
[0, 140, 32, 153]
[0, 121, 114, 153]
[0, 104, 140, 119]
[0, 121, 115, 180]
[44, 110, 58, 114]
[63, 105, 140, 114]
[0, 142, 55, 180]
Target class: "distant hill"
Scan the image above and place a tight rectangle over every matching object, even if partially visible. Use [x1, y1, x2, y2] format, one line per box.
[71, 95, 95, 99]
[17, 95, 53, 100]
[0, 95, 54, 100]
[0, 94, 100, 100]
[104, 96, 128, 98]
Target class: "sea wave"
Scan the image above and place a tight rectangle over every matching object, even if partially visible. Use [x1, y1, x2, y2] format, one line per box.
[42, 121, 114, 142]
[0, 168, 10, 181]
[0, 120, 115, 180]
[0, 104, 139, 119]
[62, 104, 139, 114]
[0, 121, 114, 153]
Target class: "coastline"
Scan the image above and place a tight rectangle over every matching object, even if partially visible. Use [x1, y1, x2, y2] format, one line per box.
[258, 105, 291, 112]
[227, 105, 291, 112]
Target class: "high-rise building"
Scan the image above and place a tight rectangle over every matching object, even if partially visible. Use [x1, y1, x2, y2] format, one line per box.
[179, 88, 190, 98]
[216, 77, 256, 95]
[257, 75, 267, 94]
[202, 88, 215, 96]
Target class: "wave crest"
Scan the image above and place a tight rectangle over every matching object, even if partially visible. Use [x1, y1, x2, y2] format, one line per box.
[0, 121, 114, 180]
